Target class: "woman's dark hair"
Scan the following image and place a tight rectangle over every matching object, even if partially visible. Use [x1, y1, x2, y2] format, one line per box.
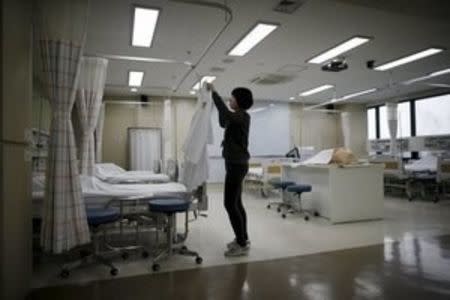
[232, 87, 253, 110]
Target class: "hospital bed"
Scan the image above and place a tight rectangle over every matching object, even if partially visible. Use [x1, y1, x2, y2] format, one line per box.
[369, 155, 414, 200]
[32, 174, 204, 264]
[244, 163, 264, 193]
[404, 155, 440, 202]
[95, 163, 170, 184]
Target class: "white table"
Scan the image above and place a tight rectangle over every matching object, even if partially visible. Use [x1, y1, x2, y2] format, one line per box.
[282, 163, 384, 224]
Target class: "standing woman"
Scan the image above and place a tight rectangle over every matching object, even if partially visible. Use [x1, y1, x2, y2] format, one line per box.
[206, 83, 253, 257]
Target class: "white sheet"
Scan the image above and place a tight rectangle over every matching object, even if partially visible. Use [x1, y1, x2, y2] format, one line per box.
[405, 155, 438, 173]
[95, 163, 170, 183]
[181, 87, 213, 191]
[33, 175, 186, 199]
[287, 149, 334, 167]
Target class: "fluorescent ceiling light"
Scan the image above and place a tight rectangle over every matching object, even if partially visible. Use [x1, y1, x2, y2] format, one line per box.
[402, 67, 450, 85]
[300, 84, 334, 97]
[192, 76, 216, 90]
[289, 97, 295, 100]
[128, 71, 144, 87]
[429, 67, 450, 77]
[228, 23, 278, 56]
[130, 88, 138, 92]
[132, 7, 160, 47]
[341, 88, 377, 100]
[308, 36, 370, 64]
[374, 48, 443, 71]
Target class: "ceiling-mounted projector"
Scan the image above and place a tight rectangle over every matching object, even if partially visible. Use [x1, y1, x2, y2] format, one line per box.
[321, 58, 348, 72]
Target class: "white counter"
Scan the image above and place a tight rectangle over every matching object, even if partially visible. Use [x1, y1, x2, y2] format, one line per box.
[282, 163, 384, 224]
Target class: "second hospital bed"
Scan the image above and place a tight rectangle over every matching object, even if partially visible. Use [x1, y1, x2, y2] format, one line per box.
[95, 163, 170, 184]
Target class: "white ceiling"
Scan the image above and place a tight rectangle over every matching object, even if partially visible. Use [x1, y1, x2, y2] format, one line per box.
[85, 0, 450, 104]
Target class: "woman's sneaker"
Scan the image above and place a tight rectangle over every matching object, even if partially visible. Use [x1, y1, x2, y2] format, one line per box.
[224, 244, 249, 257]
[227, 239, 251, 250]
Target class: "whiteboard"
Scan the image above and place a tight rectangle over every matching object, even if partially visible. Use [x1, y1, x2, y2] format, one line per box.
[208, 103, 290, 157]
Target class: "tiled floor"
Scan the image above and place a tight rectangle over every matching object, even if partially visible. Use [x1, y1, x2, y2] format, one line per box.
[31, 185, 450, 291]
[28, 234, 450, 300]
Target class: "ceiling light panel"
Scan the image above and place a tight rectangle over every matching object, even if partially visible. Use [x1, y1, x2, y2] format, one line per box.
[341, 88, 377, 100]
[128, 71, 144, 87]
[307, 36, 371, 64]
[132, 7, 160, 47]
[374, 48, 444, 71]
[300, 84, 334, 96]
[228, 23, 278, 56]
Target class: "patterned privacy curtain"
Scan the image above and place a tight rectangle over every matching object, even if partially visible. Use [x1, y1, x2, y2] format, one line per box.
[76, 57, 108, 175]
[37, 0, 91, 254]
[95, 103, 106, 163]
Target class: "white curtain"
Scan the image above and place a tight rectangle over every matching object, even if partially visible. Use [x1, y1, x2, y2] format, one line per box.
[341, 112, 351, 149]
[181, 88, 213, 191]
[386, 102, 398, 155]
[76, 57, 108, 175]
[163, 99, 174, 161]
[36, 0, 91, 253]
[129, 128, 162, 171]
[95, 103, 105, 162]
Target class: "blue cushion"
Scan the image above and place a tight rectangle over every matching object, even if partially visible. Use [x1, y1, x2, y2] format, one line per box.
[86, 207, 120, 227]
[287, 184, 312, 194]
[149, 198, 190, 213]
[272, 181, 296, 190]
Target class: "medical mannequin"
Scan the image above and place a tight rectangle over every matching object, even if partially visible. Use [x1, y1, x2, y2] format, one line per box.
[206, 82, 253, 257]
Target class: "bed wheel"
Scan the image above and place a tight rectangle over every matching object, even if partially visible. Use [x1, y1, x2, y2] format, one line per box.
[142, 251, 149, 258]
[304, 216, 310, 221]
[195, 256, 203, 264]
[266, 204, 271, 209]
[314, 211, 320, 217]
[281, 214, 286, 219]
[60, 269, 70, 279]
[152, 264, 160, 272]
[110, 268, 118, 276]
[121, 252, 129, 260]
[276, 207, 281, 213]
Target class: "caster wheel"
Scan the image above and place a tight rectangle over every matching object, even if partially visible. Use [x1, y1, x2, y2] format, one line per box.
[80, 249, 90, 258]
[181, 246, 188, 251]
[282, 214, 286, 219]
[277, 207, 281, 213]
[152, 264, 160, 272]
[314, 211, 320, 217]
[110, 268, 118, 276]
[304, 216, 310, 221]
[408, 197, 413, 202]
[121, 252, 129, 260]
[142, 251, 149, 259]
[267, 204, 271, 209]
[195, 256, 203, 264]
[60, 269, 70, 279]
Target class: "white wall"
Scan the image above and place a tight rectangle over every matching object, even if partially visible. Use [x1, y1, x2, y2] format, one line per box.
[290, 103, 341, 151]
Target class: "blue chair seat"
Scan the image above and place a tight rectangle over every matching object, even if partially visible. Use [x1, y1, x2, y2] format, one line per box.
[287, 184, 312, 194]
[149, 198, 190, 214]
[272, 181, 296, 190]
[86, 207, 120, 227]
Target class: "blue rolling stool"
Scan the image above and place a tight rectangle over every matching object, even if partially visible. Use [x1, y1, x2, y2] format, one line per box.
[148, 197, 202, 272]
[284, 184, 319, 221]
[266, 179, 297, 213]
[60, 207, 121, 278]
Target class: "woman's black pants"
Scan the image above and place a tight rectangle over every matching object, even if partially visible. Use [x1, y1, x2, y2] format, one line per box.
[224, 162, 249, 247]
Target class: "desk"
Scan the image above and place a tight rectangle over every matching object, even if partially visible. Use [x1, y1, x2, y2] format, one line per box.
[282, 163, 384, 224]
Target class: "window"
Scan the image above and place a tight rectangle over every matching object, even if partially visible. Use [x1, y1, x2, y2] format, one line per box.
[397, 102, 411, 138]
[416, 94, 450, 136]
[367, 108, 376, 140]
